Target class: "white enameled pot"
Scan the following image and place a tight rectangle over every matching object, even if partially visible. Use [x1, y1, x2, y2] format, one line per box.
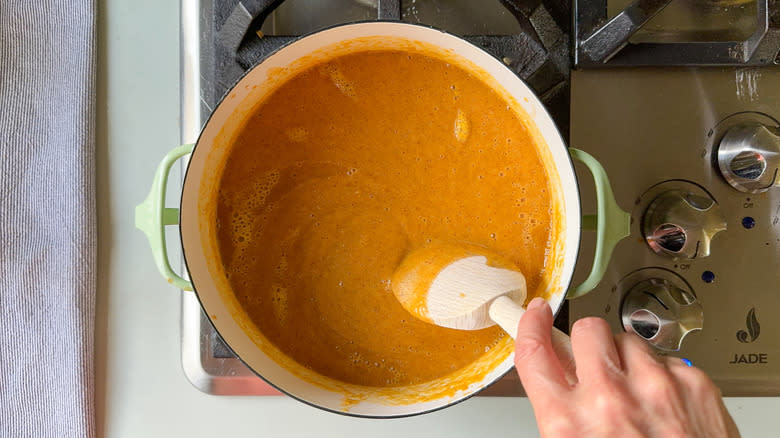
[136, 22, 630, 417]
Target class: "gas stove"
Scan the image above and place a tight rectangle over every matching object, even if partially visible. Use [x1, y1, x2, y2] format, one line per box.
[567, 0, 780, 396]
[179, 0, 780, 396]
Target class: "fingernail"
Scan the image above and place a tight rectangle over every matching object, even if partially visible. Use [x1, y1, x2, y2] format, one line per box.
[527, 297, 546, 311]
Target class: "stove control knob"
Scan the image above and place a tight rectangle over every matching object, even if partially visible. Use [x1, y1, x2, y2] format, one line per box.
[621, 278, 702, 351]
[643, 190, 726, 259]
[717, 123, 780, 193]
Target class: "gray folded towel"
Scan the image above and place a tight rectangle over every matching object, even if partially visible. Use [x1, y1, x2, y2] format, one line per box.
[0, 1, 96, 436]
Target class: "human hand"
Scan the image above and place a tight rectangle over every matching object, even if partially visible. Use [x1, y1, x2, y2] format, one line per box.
[514, 297, 740, 438]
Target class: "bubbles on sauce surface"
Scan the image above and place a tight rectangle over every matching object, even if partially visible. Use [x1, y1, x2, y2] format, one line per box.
[215, 50, 554, 389]
[271, 284, 288, 322]
[285, 126, 308, 143]
[274, 255, 288, 277]
[454, 109, 470, 143]
[320, 64, 356, 98]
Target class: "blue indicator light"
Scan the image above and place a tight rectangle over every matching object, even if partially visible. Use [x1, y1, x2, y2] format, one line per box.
[701, 271, 715, 283]
[681, 358, 693, 367]
[742, 217, 756, 229]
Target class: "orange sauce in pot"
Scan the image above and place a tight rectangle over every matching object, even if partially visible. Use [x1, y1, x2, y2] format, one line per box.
[215, 50, 555, 387]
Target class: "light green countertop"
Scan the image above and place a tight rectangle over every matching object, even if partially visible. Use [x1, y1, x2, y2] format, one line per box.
[94, 1, 780, 436]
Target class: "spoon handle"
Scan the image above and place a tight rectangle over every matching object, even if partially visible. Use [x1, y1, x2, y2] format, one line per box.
[488, 295, 526, 336]
[489, 296, 575, 382]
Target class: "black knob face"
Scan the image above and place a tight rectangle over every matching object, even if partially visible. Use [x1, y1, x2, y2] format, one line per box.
[621, 278, 703, 351]
[643, 191, 726, 259]
[651, 223, 686, 253]
[717, 123, 780, 193]
[628, 308, 661, 339]
[730, 150, 767, 180]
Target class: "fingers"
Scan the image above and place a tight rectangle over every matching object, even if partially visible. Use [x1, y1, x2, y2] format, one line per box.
[665, 361, 741, 437]
[614, 332, 666, 375]
[517, 312, 741, 438]
[664, 356, 693, 371]
[570, 317, 623, 383]
[666, 359, 716, 390]
[514, 298, 570, 407]
[551, 328, 578, 386]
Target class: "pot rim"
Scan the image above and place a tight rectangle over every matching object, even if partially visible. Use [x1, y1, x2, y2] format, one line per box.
[179, 20, 581, 418]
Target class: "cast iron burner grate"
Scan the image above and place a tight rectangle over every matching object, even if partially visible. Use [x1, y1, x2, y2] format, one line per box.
[573, 0, 779, 66]
[201, 0, 571, 138]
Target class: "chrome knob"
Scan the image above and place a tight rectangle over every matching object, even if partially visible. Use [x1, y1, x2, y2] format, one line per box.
[621, 278, 703, 351]
[642, 190, 726, 259]
[717, 123, 780, 193]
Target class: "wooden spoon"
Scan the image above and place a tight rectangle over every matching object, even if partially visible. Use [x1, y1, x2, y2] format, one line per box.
[391, 242, 574, 382]
[390, 242, 528, 334]
[392, 242, 539, 335]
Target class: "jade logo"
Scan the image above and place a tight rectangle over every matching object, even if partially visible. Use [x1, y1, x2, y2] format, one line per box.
[736, 307, 760, 343]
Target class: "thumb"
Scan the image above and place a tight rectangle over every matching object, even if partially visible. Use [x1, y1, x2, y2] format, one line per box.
[514, 298, 570, 403]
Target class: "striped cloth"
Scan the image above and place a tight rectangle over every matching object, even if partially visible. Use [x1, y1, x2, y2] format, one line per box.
[0, 1, 96, 436]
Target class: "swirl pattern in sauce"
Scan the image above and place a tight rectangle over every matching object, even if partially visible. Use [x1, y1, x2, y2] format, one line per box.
[216, 50, 554, 387]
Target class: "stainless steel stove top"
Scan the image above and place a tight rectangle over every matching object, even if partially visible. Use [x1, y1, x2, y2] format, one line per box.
[568, 66, 780, 396]
[178, 0, 780, 397]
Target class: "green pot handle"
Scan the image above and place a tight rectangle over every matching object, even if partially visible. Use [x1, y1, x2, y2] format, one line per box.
[567, 148, 631, 299]
[134, 145, 627, 296]
[135, 144, 195, 291]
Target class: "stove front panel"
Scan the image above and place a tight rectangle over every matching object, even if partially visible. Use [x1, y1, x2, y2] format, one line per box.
[569, 67, 780, 396]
